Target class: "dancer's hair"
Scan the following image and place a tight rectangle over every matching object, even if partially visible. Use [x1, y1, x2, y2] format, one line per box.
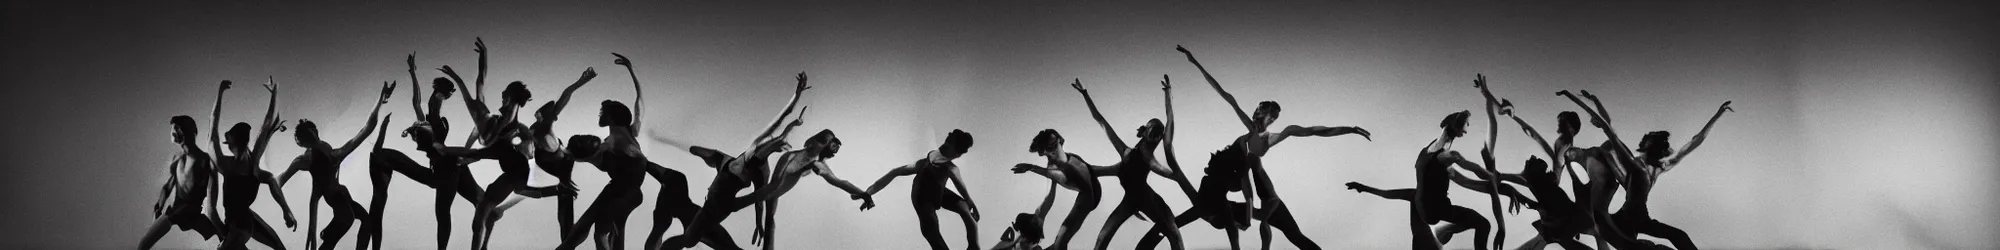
[226, 122, 252, 149]
[501, 81, 531, 106]
[1254, 101, 1281, 118]
[1029, 129, 1063, 153]
[1638, 131, 1674, 163]
[1137, 118, 1167, 139]
[940, 129, 973, 158]
[565, 134, 602, 158]
[598, 100, 631, 127]
[171, 115, 198, 142]
[1013, 213, 1043, 242]
[1440, 111, 1471, 138]
[1556, 111, 1581, 136]
[295, 119, 321, 142]
[804, 129, 841, 158]
[431, 77, 457, 95]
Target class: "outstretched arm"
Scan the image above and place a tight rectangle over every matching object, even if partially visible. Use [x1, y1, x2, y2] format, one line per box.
[438, 66, 492, 134]
[754, 73, 811, 145]
[1011, 163, 1072, 189]
[815, 163, 871, 197]
[474, 38, 488, 103]
[1559, 91, 1643, 165]
[1176, 45, 1257, 130]
[547, 67, 598, 119]
[1507, 113, 1558, 158]
[862, 164, 916, 195]
[211, 80, 229, 162]
[337, 82, 395, 158]
[1269, 125, 1372, 146]
[1160, 75, 1199, 200]
[1071, 79, 1130, 153]
[1581, 90, 1611, 123]
[612, 53, 643, 135]
[276, 154, 310, 186]
[1446, 170, 1538, 211]
[251, 79, 285, 158]
[408, 53, 425, 118]
[1666, 101, 1732, 170]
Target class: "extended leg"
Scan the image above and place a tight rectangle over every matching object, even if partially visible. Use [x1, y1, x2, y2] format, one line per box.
[1090, 200, 1138, 250]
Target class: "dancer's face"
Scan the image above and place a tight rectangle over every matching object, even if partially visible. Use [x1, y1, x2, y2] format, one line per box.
[1253, 110, 1279, 130]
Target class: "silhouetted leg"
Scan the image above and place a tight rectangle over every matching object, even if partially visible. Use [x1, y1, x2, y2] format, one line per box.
[1430, 205, 1490, 250]
[916, 203, 948, 250]
[557, 193, 612, 250]
[246, 214, 289, 250]
[1136, 196, 1185, 250]
[941, 194, 981, 250]
[1049, 191, 1100, 250]
[433, 174, 457, 250]
[1256, 202, 1319, 250]
[1134, 206, 1204, 250]
[320, 190, 362, 250]
[1631, 219, 1697, 250]
[137, 205, 203, 250]
[1091, 198, 1139, 250]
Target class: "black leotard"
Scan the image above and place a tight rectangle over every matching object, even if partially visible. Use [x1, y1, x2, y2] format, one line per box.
[1116, 150, 1161, 199]
[1414, 145, 1452, 214]
[910, 159, 954, 210]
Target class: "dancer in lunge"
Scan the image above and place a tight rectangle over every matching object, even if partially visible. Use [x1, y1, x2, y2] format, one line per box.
[860, 130, 981, 250]
[279, 81, 393, 250]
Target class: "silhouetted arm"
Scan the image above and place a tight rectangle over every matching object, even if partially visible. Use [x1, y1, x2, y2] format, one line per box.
[1269, 125, 1372, 146]
[1176, 45, 1257, 131]
[408, 53, 425, 118]
[276, 154, 309, 185]
[154, 155, 183, 216]
[1012, 163, 1076, 190]
[753, 73, 811, 145]
[815, 162, 870, 198]
[1476, 74, 1506, 249]
[548, 68, 598, 120]
[1446, 170, 1538, 210]
[211, 80, 229, 163]
[1559, 91, 1643, 165]
[438, 65, 492, 140]
[947, 166, 980, 218]
[1034, 181, 1057, 220]
[259, 169, 299, 228]
[336, 82, 395, 158]
[473, 38, 488, 103]
[1666, 101, 1732, 171]
[1581, 90, 1611, 123]
[1161, 75, 1198, 199]
[1071, 79, 1130, 152]
[251, 79, 285, 159]
[863, 164, 916, 195]
[1507, 113, 1558, 158]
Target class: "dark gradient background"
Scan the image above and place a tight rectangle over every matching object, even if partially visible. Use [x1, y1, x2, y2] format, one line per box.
[3, 1, 1995, 249]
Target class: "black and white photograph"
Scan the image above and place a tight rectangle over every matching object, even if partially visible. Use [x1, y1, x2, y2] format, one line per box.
[2, 1, 1995, 249]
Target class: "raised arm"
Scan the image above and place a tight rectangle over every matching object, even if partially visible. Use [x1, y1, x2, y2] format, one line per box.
[336, 82, 395, 158]
[1666, 101, 1732, 170]
[211, 80, 230, 161]
[1176, 45, 1257, 130]
[862, 164, 916, 195]
[753, 73, 811, 145]
[1506, 112, 1558, 158]
[1161, 75, 1199, 199]
[547, 67, 598, 119]
[1581, 90, 1611, 123]
[438, 66, 492, 132]
[1475, 74, 1507, 249]
[1071, 79, 1130, 152]
[474, 38, 488, 103]
[1559, 91, 1642, 165]
[251, 78, 285, 158]
[408, 53, 425, 118]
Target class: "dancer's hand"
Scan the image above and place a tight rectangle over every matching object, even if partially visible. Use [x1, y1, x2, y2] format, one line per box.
[1011, 163, 1040, 174]
[472, 37, 486, 54]
[1579, 90, 1598, 100]
[1508, 198, 1529, 214]
[379, 81, 398, 104]
[262, 78, 279, 94]
[1720, 101, 1734, 113]
[1556, 90, 1575, 98]
[1350, 127, 1374, 141]
[1070, 78, 1086, 93]
[219, 80, 233, 91]
[794, 72, 812, 93]
[789, 106, 809, 127]
[152, 203, 163, 217]
[1497, 99, 1515, 116]
[612, 53, 631, 67]
[859, 197, 876, 210]
[1473, 74, 1488, 89]
[1160, 75, 1171, 91]
[406, 53, 416, 71]
[1343, 182, 1374, 193]
[1175, 45, 1190, 54]
[283, 213, 298, 229]
[580, 67, 598, 82]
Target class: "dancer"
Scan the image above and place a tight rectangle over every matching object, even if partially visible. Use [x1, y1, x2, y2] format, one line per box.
[990, 181, 1058, 250]
[279, 81, 393, 250]
[1344, 111, 1493, 250]
[524, 61, 600, 243]
[860, 130, 981, 250]
[652, 72, 816, 250]
[552, 57, 652, 250]
[207, 80, 301, 250]
[663, 128, 875, 250]
[1060, 78, 1189, 250]
[1008, 128, 1106, 250]
[1164, 46, 1372, 250]
[1560, 90, 1731, 250]
[139, 94, 230, 249]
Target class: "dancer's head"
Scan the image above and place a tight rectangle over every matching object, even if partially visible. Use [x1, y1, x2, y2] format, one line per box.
[1012, 213, 1044, 244]
[1521, 156, 1551, 182]
[1135, 118, 1167, 145]
[1252, 101, 1282, 131]
[1029, 129, 1065, 158]
[1556, 111, 1581, 138]
[534, 101, 560, 122]
[598, 100, 632, 128]
[292, 119, 320, 147]
[938, 129, 974, 160]
[225, 122, 252, 153]
[430, 77, 457, 99]
[1637, 131, 1674, 165]
[500, 81, 532, 113]
[565, 134, 603, 160]
[1440, 110, 1472, 138]
[170, 115, 198, 146]
[803, 129, 842, 159]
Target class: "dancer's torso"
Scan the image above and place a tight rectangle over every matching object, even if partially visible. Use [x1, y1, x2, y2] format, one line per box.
[911, 158, 952, 203]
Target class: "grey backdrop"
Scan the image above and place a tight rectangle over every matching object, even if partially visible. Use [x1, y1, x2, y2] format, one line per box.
[2, 1, 1995, 249]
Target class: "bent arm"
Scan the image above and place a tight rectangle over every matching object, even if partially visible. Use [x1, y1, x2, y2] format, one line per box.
[1560, 92, 1642, 165]
[754, 78, 808, 145]
[276, 155, 309, 185]
[947, 166, 977, 209]
[337, 104, 386, 159]
[548, 68, 597, 119]
[211, 83, 227, 162]
[1074, 80, 1130, 152]
[439, 66, 492, 133]
[408, 54, 425, 118]
[260, 170, 296, 217]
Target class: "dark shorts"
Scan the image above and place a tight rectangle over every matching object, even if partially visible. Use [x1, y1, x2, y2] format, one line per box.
[165, 201, 220, 237]
[914, 192, 967, 212]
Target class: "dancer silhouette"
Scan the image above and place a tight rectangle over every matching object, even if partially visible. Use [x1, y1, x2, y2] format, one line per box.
[1559, 90, 1730, 250]
[1062, 78, 1189, 250]
[860, 130, 981, 250]
[1344, 111, 1493, 250]
[663, 128, 874, 250]
[525, 63, 599, 243]
[1009, 128, 1107, 250]
[278, 81, 393, 250]
[553, 61, 652, 250]
[139, 113, 223, 249]
[651, 72, 817, 250]
[205, 80, 301, 250]
[990, 182, 1058, 250]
